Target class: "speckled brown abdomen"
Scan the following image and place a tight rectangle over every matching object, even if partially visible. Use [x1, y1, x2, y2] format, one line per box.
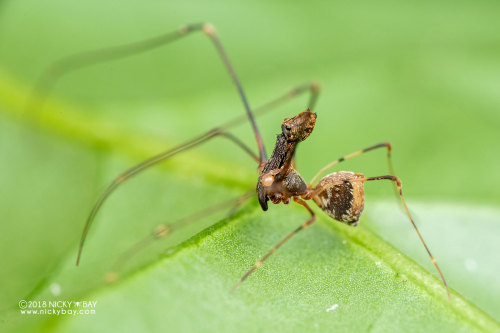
[312, 171, 365, 225]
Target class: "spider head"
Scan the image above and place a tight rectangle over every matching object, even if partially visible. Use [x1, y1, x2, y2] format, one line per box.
[281, 110, 317, 142]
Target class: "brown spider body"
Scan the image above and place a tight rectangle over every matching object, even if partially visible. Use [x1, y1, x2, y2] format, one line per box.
[313, 171, 365, 225]
[250, 108, 447, 298]
[257, 110, 364, 225]
[257, 111, 315, 209]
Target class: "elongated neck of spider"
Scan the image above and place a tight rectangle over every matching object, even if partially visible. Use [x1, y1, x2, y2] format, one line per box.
[279, 109, 317, 170]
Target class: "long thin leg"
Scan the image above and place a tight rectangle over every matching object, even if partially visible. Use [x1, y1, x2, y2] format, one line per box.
[28, 23, 268, 162]
[231, 197, 316, 291]
[309, 142, 394, 186]
[331, 175, 450, 299]
[106, 191, 254, 281]
[226, 190, 255, 219]
[76, 130, 254, 265]
[202, 24, 266, 162]
[76, 82, 320, 265]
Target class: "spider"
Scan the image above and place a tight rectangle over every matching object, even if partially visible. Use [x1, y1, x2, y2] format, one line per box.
[29, 22, 449, 298]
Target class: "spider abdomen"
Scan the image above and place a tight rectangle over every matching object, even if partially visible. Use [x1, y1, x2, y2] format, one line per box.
[312, 171, 365, 225]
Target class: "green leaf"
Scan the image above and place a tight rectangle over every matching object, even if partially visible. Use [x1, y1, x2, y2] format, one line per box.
[1, 0, 499, 332]
[0, 75, 499, 332]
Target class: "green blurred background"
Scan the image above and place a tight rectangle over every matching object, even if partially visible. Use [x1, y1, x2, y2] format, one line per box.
[0, 0, 499, 332]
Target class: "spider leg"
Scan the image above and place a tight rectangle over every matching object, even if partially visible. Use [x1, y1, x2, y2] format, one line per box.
[106, 190, 254, 281]
[28, 23, 271, 161]
[309, 142, 394, 186]
[231, 197, 315, 291]
[316, 175, 450, 299]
